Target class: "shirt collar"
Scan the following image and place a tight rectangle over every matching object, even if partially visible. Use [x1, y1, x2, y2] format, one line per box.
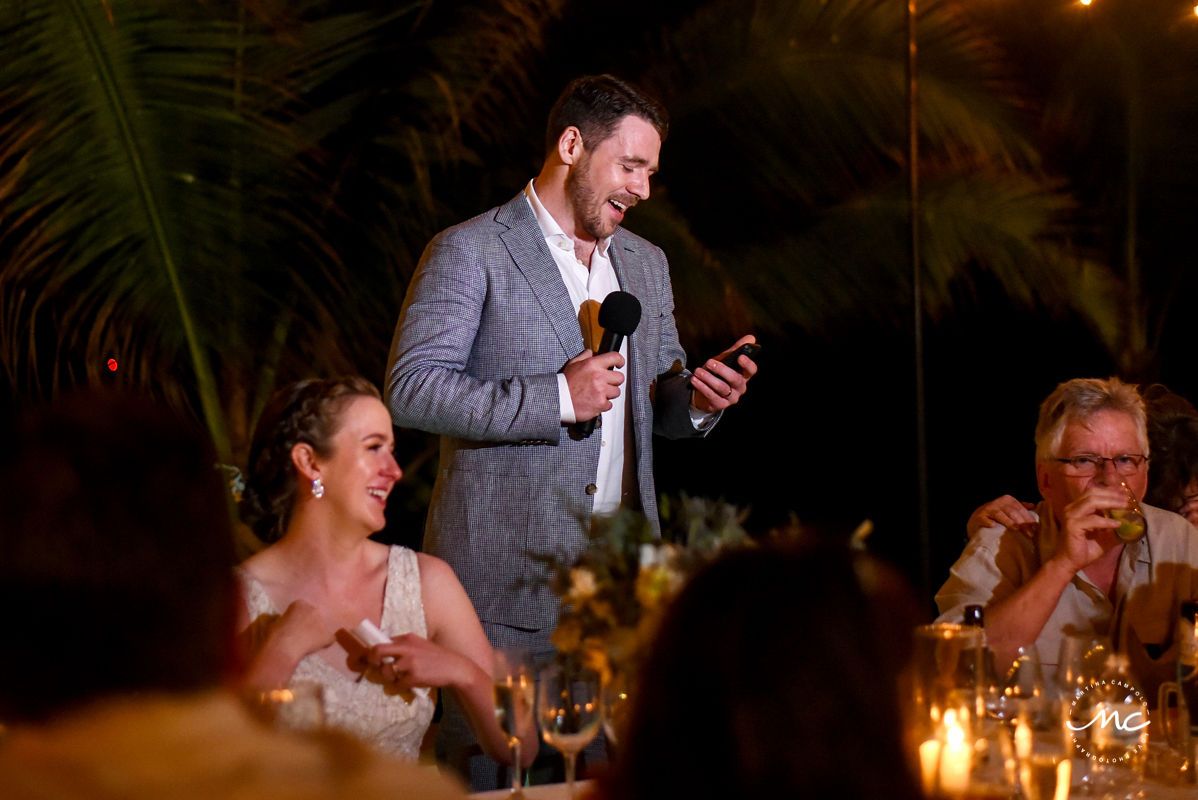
[524, 179, 612, 258]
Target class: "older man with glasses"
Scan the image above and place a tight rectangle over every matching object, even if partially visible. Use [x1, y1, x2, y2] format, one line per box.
[936, 377, 1198, 686]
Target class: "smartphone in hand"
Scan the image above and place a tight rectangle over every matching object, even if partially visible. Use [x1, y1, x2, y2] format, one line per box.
[718, 342, 761, 371]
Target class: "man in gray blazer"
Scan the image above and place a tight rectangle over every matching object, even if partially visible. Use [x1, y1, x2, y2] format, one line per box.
[386, 74, 756, 783]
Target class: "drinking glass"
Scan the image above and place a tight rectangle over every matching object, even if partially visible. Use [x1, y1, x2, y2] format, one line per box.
[1055, 635, 1110, 700]
[601, 669, 631, 747]
[252, 680, 325, 732]
[970, 716, 1022, 799]
[912, 623, 985, 735]
[983, 646, 1044, 724]
[1103, 480, 1146, 543]
[493, 647, 534, 797]
[1056, 637, 1119, 796]
[537, 662, 601, 799]
[1155, 603, 1198, 785]
[1014, 701, 1072, 800]
[1055, 636, 1088, 700]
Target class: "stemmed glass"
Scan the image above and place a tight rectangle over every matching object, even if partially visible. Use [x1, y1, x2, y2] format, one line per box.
[1055, 635, 1111, 795]
[492, 647, 534, 797]
[1014, 702, 1072, 800]
[537, 662, 602, 799]
[986, 646, 1043, 723]
[601, 669, 631, 748]
[251, 680, 325, 732]
[1055, 635, 1110, 700]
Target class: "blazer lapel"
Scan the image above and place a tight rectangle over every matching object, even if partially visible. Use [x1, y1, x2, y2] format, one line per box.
[496, 194, 585, 356]
[609, 231, 653, 376]
[609, 230, 661, 453]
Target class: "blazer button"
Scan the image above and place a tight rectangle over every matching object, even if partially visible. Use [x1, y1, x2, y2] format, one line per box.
[585, 483, 598, 495]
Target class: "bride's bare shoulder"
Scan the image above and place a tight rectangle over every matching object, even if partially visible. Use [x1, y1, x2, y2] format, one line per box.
[237, 546, 290, 588]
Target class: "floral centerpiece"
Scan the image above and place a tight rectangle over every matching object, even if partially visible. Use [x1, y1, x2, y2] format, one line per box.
[534, 494, 751, 682]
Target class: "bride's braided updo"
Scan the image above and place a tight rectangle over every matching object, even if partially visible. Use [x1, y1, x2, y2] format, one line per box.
[240, 376, 381, 543]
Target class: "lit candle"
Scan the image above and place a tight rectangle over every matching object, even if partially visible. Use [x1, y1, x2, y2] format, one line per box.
[1014, 716, 1032, 761]
[939, 710, 972, 794]
[1054, 759, 1072, 800]
[919, 738, 942, 795]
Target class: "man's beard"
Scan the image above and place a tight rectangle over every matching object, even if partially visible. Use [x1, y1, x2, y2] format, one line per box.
[566, 156, 615, 241]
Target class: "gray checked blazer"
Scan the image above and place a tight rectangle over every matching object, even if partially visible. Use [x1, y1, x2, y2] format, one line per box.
[386, 191, 708, 634]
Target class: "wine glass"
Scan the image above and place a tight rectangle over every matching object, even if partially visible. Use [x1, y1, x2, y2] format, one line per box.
[1104, 480, 1147, 543]
[537, 662, 601, 799]
[493, 647, 534, 797]
[1055, 634, 1110, 700]
[1055, 636, 1111, 794]
[1014, 703, 1072, 800]
[601, 669, 631, 747]
[986, 646, 1043, 723]
[912, 623, 985, 742]
[251, 680, 325, 732]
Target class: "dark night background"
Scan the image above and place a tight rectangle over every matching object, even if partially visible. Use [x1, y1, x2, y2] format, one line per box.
[5, 0, 1198, 614]
[382, 0, 1198, 611]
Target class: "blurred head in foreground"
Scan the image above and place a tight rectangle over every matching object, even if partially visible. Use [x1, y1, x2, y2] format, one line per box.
[604, 542, 924, 800]
[0, 390, 235, 722]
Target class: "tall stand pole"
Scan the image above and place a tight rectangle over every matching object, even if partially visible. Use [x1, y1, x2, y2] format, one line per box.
[907, 0, 931, 603]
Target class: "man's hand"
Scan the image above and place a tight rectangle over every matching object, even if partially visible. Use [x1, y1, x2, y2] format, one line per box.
[1049, 485, 1128, 574]
[1177, 495, 1198, 527]
[562, 349, 625, 421]
[967, 495, 1038, 538]
[691, 334, 758, 414]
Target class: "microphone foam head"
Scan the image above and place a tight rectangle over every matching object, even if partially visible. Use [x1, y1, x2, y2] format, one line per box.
[598, 291, 642, 336]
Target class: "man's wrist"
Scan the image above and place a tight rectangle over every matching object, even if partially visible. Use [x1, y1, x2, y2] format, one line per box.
[1042, 555, 1078, 585]
[686, 389, 717, 426]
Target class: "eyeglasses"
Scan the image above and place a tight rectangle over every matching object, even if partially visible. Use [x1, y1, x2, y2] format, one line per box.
[1051, 454, 1148, 477]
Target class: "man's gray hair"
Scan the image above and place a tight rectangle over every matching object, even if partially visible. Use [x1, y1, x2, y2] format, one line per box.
[1034, 377, 1149, 462]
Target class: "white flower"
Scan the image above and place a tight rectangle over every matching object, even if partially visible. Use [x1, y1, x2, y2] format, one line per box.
[639, 543, 663, 569]
[566, 567, 598, 601]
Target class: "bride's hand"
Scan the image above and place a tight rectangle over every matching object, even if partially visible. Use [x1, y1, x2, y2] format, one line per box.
[367, 634, 474, 692]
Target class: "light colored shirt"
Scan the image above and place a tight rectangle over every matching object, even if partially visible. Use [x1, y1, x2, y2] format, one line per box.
[524, 180, 627, 514]
[522, 180, 715, 515]
[0, 690, 467, 800]
[935, 501, 1198, 682]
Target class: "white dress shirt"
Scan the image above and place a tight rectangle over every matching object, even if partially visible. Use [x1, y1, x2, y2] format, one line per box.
[524, 180, 627, 515]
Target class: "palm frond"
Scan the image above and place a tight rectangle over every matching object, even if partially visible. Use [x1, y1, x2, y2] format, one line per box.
[0, 1, 427, 443]
[619, 0, 1123, 355]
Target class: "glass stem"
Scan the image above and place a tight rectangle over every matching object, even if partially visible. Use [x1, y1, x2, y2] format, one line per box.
[509, 739, 521, 793]
[565, 752, 577, 799]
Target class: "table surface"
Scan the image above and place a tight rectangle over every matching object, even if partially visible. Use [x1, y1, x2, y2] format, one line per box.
[464, 774, 1198, 798]
[468, 780, 594, 800]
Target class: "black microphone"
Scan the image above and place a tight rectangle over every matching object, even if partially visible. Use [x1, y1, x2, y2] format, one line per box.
[576, 291, 641, 438]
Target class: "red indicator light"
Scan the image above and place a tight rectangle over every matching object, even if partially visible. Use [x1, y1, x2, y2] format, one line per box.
[106, 358, 118, 372]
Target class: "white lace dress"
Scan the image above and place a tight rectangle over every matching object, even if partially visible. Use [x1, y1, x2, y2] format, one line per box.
[236, 545, 436, 761]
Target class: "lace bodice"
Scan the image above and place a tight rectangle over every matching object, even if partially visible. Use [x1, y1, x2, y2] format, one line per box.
[236, 546, 436, 761]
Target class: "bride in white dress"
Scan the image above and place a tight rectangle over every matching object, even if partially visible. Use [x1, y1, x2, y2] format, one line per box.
[235, 377, 536, 767]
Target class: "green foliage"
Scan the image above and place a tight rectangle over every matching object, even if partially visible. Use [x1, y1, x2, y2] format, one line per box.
[0, 0, 561, 457]
[658, 491, 751, 553]
[534, 495, 751, 678]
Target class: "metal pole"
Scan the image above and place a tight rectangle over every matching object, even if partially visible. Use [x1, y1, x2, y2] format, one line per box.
[907, 0, 931, 603]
